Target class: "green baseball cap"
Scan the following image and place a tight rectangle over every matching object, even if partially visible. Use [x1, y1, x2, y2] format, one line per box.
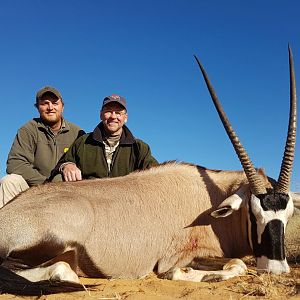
[36, 86, 63, 103]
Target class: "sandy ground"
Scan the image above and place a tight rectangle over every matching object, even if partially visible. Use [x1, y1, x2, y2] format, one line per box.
[0, 212, 299, 300]
[0, 262, 299, 300]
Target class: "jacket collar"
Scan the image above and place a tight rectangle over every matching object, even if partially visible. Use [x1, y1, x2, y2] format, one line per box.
[92, 122, 135, 145]
[35, 118, 69, 132]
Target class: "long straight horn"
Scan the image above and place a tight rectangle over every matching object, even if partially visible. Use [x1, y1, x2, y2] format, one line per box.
[194, 55, 266, 195]
[276, 46, 297, 194]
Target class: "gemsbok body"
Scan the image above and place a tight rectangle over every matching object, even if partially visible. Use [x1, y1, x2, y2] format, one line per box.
[0, 47, 297, 295]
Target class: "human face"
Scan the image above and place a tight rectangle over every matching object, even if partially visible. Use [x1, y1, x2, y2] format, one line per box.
[100, 102, 128, 135]
[37, 94, 64, 129]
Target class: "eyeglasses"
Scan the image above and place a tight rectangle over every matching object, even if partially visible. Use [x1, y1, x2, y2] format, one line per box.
[102, 110, 127, 118]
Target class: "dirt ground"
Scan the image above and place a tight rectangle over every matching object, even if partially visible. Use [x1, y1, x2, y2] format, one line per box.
[0, 212, 299, 300]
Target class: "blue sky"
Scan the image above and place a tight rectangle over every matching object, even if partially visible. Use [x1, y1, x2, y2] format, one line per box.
[1, 0, 299, 191]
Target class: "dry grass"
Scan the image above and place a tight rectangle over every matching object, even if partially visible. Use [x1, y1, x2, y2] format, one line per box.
[227, 269, 299, 298]
[285, 208, 300, 264]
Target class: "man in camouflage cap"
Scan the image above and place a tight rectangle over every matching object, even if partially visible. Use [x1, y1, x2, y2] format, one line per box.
[52, 94, 158, 181]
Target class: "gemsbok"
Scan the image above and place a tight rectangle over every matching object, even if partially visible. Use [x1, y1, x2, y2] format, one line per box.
[0, 47, 297, 295]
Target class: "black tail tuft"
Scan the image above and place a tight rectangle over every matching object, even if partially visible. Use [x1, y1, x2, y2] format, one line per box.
[0, 266, 96, 296]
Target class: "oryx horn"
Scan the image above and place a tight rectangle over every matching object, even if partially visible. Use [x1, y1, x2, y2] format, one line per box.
[194, 55, 267, 195]
[276, 45, 297, 194]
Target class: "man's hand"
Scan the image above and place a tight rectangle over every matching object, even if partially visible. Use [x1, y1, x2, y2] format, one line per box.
[62, 163, 82, 181]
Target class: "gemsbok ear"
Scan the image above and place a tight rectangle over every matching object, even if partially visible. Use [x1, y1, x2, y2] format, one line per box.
[211, 188, 247, 218]
[211, 205, 235, 218]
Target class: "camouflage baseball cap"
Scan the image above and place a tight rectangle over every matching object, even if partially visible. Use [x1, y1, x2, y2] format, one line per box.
[102, 94, 127, 110]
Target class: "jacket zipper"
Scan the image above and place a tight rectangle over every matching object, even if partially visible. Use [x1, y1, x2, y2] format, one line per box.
[109, 147, 120, 177]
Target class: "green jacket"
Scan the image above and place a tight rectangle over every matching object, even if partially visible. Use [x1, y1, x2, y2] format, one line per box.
[6, 118, 84, 186]
[53, 123, 158, 179]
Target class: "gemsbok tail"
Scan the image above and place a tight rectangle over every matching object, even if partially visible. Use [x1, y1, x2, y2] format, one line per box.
[0, 266, 94, 296]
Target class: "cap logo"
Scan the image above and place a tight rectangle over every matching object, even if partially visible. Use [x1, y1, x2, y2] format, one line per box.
[111, 95, 120, 100]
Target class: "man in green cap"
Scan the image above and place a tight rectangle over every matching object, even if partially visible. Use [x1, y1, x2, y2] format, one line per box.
[0, 86, 85, 207]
